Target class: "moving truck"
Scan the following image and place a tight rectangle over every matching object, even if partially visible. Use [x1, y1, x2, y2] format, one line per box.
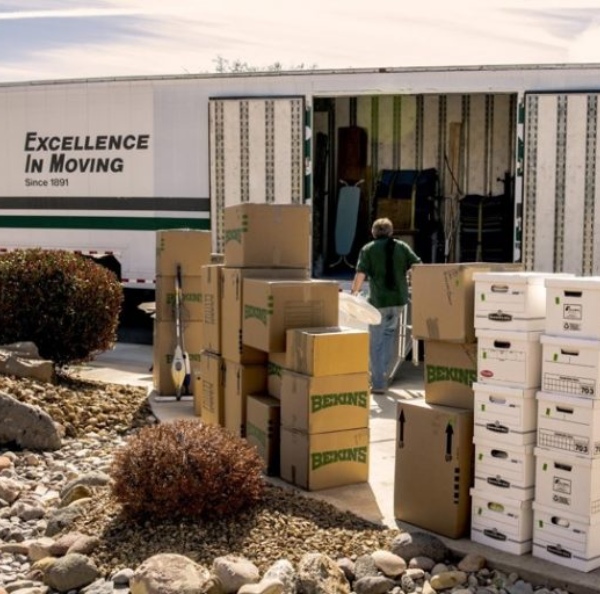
[2, 63, 600, 296]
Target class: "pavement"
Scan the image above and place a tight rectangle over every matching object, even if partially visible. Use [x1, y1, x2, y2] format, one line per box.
[75, 342, 600, 594]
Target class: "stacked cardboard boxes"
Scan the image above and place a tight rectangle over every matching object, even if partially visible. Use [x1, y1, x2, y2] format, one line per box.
[153, 229, 212, 397]
[218, 203, 313, 439]
[533, 276, 600, 571]
[469, 271, 557, 555]
[399, 263, 495, 538]
[279, 327, 370, 490]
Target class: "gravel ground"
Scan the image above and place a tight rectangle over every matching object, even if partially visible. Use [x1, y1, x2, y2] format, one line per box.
[0, 372, 402, 576]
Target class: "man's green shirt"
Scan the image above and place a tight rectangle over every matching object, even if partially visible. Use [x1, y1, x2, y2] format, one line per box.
[356, 238, 421, 308]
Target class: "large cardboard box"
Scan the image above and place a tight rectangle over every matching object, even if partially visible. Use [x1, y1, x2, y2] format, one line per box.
[153, 320, 203, 396]
[221, 268, 308, 364]
[223, 203, 311, 268]
[199, 351, 224, 426]
[473, 271, 562, 332]
[394, 399, 474, 538]
[242, 279, 340, 353]
[424, 341, 477, 409]
[532, 502, 600, 572]
[473, 383, 537, 446]
[223, 360, 267, 438]
[541, 335, 600, 398]
[156, 229, 212, 276]
[201, 264, 223, 353]
[246, 394, 281, 476]
[534, 447, 600, 518]
[476, 329, 543, 388]
[267, 351, 287, 399]
[470, 488, 533, 555]
[280, 427, 369, 491]
[155, 274, 203, 322]
[280, 370, 370, 433]
[285, 327, 369, 376]
[545, 276, 600, 340]
[412, 262, 522, 343]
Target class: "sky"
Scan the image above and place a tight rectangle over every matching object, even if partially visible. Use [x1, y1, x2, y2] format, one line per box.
[1, 0, 600, 83]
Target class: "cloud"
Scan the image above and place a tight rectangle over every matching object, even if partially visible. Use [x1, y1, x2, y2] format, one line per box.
[0, 0, 598, 82]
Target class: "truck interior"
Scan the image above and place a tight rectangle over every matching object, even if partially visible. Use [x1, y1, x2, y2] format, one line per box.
[312, 92, 519, 278]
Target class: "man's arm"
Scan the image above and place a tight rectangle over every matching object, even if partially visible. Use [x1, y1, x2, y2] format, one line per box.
[351, 271, 366, 296]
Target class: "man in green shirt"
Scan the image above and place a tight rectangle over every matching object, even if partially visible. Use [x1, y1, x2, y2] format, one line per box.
[351, 217, 421, 393]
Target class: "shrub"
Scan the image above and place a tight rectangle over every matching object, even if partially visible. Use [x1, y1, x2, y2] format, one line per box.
[110, 419, 266, 520]
[0, 248, 123, 367]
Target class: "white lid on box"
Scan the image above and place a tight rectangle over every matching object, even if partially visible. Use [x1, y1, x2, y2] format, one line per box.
[473, 382, 536, 398]
[476, 329, 543, 341]
[545, 276, 600, 290]
[536, 390, 598, 409]
[473, 271, 566, 284]
[540, 334, 600, 348]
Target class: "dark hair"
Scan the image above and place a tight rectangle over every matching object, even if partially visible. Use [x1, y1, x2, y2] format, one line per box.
[385, 237, 396, 290]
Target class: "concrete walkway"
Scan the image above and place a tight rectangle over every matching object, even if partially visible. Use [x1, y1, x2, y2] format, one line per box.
[76, 343, 600, 594]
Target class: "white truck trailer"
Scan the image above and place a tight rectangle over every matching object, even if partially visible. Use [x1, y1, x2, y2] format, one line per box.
[1, 63, 600, 291]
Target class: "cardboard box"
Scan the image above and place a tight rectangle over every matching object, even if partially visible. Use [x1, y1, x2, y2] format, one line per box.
[156, 229, 212, 276]
[221, 268, 308, 364]
[473, 438, 535, 500]
[411, 262, 522, 343]
[246, 394, 280, 476]
[267, 352, 287, 399]
[155, 274, 203, 322]
[223, 203, 311, 268]
[473, 271, 562, 332]
[199, 351, 224, 426]
[534, 447, 600, 518]
[394, 399, 474, 538]
[280, 427, 369, 491]
[223, 360, 267, 438]
[476, 329, 543, 388]
[537, 391, 600, 458]
[545, 276, 600, 340]
[470, 488, 533, 555]
[280, 370, 370, 433]
[153, 320, 203, 396]
[532, 502, 600, 572]
[424, 341, 477, 409]
[285, 327, 369, 376]
[242, 279, 340, 353]
[473, 383, 537, 446]
[201, 264, 223, 353]
[541, 335, 600, 398]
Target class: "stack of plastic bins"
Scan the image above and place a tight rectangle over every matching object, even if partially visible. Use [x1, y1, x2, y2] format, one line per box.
[533, 276, 600, 572]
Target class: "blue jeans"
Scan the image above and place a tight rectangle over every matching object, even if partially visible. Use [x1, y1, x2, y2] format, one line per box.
[369, 306, 400, 390]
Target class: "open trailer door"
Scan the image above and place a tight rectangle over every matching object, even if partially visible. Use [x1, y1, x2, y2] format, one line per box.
[209, 97, 306, 254]
[522, 92, 600, 275]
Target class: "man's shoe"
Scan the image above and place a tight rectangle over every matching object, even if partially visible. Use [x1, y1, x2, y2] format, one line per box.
[371, 388, 386, 394]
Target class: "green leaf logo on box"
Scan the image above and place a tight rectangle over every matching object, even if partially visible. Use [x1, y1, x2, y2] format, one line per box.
[244, 295, 274, 325]
[224, 214, 249, 244]
[311, 446, 368, 470]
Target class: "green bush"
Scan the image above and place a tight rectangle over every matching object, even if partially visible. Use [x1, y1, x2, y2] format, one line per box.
[0, 248, 123, 367]
[110, 419, 266, 520]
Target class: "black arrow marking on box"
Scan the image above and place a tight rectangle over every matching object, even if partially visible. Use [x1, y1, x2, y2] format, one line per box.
[398, 410, 405, 449]
[445, 423, 453, 461]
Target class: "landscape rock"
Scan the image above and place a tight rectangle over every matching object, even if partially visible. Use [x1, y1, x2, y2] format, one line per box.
[353, 575, 395, 594]
[42, 553, 100, 592]
[0, 343, 55, 384]
[0, 393, 61, 451]
[390, 532, 449, 563]
[212, 555, 260, 594]
[371, 549, 406, 577]
[430, 570, 468, 590]
[130, 554, 214, 594]
[296, 553, 350, 594]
